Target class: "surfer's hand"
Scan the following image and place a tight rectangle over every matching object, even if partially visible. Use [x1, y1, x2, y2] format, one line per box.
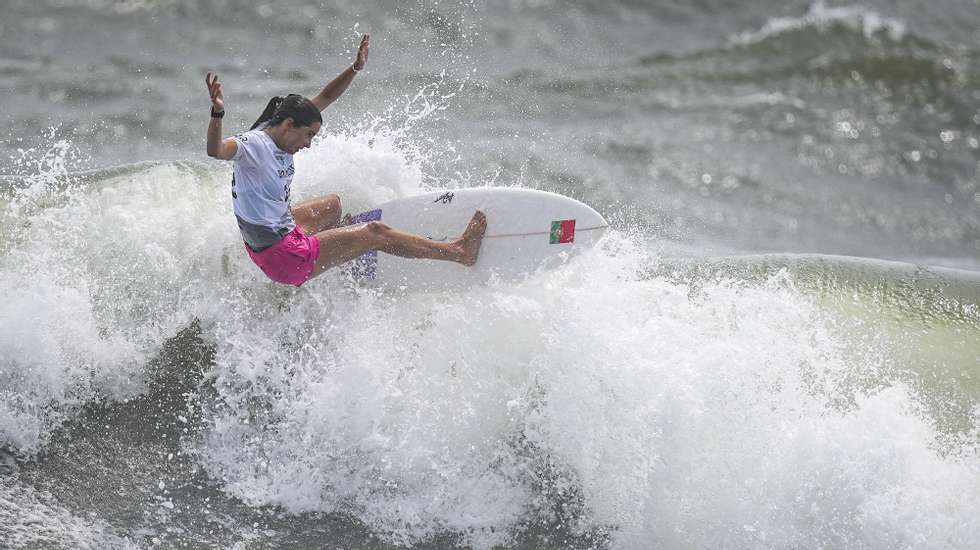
[353, 34, 370, 71]
[205, 72, 224, 112]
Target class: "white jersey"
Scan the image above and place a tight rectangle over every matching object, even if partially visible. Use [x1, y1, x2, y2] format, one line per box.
[230, 129, 296, 249]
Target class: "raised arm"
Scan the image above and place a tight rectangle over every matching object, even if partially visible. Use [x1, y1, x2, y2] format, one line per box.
[205, 72, 238, 160]
[311, 34, 370, 112]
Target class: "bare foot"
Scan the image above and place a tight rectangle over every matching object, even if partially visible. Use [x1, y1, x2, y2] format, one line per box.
[454, 210, 487, 266]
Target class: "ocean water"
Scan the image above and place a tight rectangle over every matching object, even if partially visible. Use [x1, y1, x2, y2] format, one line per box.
[1, 1, 979, 549]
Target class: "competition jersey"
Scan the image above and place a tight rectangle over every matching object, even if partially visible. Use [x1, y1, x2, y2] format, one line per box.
[230, 128, 296, 251]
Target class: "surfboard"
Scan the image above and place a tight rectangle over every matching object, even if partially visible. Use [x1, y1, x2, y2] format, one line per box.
[345, 187, 608, 288]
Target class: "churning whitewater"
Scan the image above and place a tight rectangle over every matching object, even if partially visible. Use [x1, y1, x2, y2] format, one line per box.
[2, 0, 979, 548]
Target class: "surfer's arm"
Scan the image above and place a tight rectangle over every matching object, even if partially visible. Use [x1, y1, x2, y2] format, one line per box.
[311, 34, 369, 111]
[205, 72, 238, 160]
[206, 126, 238, 160]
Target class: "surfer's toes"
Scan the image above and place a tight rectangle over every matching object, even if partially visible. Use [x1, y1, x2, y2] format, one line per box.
[458, 210, 487, 266]
[469, 210, 487, 234]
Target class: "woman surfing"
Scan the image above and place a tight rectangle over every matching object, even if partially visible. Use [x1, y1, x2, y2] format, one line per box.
[205, 34, 486, 287]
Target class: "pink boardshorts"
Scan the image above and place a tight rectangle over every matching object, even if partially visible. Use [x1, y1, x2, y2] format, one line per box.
[245, 226, 321, 287]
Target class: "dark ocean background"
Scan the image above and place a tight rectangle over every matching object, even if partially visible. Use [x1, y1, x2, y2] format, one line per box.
[1, 1, 978, 548]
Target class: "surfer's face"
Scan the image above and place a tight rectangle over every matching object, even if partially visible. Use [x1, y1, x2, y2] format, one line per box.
[280, 119, 321, 154]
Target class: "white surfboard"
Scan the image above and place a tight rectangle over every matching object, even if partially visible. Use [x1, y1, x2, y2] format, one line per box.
[345, 187, 608, 288]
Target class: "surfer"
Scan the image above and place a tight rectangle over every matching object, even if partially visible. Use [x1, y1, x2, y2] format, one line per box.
[204, 34, 486, 286]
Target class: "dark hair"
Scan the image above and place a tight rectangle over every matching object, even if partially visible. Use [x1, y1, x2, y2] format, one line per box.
[250, 94, 322, 130]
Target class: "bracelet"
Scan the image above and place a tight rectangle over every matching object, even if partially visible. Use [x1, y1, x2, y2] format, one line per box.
[351, 64, 362, 73]
[210, 107, 225, 118]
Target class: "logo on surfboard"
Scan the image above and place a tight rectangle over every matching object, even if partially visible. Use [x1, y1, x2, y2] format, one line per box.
[433, 192, 454, 204]
[348, 209, 383, 279]
[550, 220, 576, 244]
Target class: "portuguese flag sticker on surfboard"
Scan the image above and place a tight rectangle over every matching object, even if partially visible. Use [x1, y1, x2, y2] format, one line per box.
[550, 219, 576, 244]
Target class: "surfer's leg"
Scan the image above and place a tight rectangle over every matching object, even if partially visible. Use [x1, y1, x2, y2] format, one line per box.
[372, 210, 486, 265]
[308, 210, 486, 279]
[291, 194, 346, 234]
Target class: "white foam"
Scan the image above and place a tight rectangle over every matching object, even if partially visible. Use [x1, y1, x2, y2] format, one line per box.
[292, 130, 428, 210]
[0, 119, 447, 455]
[732, 1, 907, 46]
[196, 231, 980, 548]
[3, 122, 978, 549]
[0, 157, 236, 452]
[0, 477, 137, 549]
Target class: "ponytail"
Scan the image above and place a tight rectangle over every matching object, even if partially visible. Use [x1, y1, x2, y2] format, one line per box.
[250, 94, 322, 131]
[250, 96, 285, 130]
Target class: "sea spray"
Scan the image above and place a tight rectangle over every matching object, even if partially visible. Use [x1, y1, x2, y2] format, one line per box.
[2, 119, 977, 549]
[194, 230, 980, 548]
[0, 120, 458, 457]
[1, 1, 978, 543]
[0, 477, 135, 549]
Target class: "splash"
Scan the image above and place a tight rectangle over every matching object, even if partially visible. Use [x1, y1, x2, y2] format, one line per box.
[0, 107, 465, 456]
[195, 234, 980, 548]
[0, 478, 135, 549]
[2, 127, 88, 218]
[2, 104, 978, 549]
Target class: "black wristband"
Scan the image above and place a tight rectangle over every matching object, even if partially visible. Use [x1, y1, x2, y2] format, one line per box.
[210, 107, 225, 118]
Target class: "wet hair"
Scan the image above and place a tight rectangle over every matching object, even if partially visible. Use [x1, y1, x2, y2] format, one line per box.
[250, 94, 322, 130]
